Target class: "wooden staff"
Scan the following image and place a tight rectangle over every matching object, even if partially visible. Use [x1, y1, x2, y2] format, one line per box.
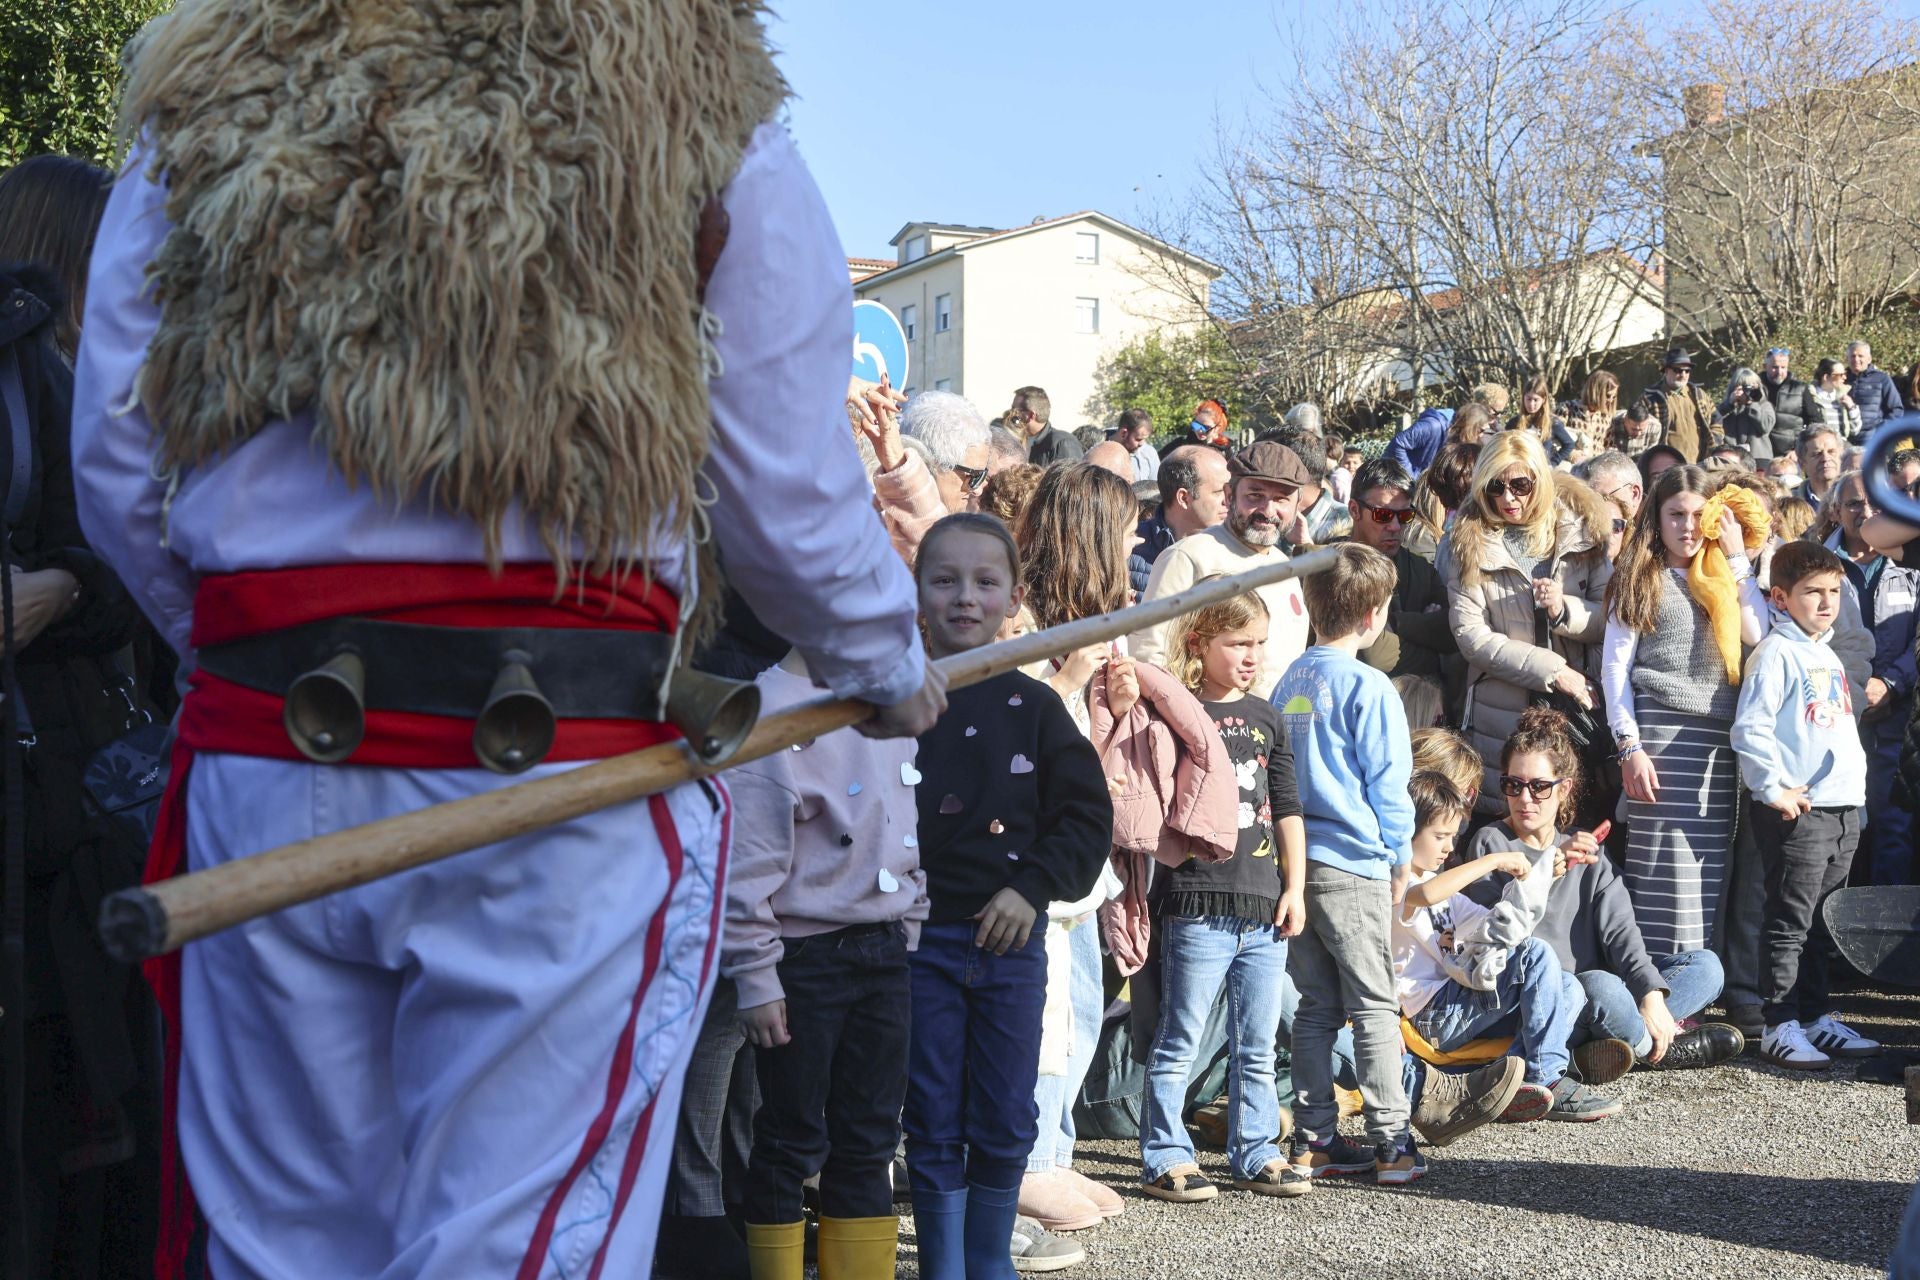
[99, 547, 1339, 961]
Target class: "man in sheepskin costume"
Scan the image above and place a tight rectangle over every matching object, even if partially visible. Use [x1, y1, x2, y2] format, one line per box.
[69, 3, 941, 1276]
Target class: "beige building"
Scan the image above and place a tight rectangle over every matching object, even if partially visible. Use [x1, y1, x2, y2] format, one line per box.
[850, 214, 1219, 427]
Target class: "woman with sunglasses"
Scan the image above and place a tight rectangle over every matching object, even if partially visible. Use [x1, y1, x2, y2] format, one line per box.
[1464, 710, 1745, 1096]
[1437, 431, 1616, 813]
[1602, 465, 1765, 962]
[1345, 456, 1456, 685]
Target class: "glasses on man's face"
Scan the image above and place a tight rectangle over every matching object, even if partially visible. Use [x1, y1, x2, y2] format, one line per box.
[952, 463, 989, 494]
[1360, 502, 1416, 526]
[1767, 347, 1791, 357]
[1499, 775, 1565, 799]
[1485, 476, 1536, 500]
[1598, 481, 1637, 502]
[1008, 409, 1032, 424]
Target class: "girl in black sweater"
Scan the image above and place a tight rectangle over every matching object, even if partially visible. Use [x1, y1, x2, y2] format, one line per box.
[1138, 590, 1307, 1202]
[902, 515, 1112, 1280]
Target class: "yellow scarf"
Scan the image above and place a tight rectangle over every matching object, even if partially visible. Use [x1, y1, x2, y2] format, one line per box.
[1687, 486, 1772, 685]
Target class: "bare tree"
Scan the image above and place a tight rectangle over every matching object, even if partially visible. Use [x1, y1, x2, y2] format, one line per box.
[1622, 0, 1920, 353]
[1141, 0, 1662, 409]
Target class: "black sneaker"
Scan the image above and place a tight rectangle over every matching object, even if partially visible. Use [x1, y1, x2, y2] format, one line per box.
[1542, 1075, 1623, 1122]
[1644, 1022, 1745, 1070]
[1287, 1132, 1375, 1178]
[1373, 1138, 1427, 1186]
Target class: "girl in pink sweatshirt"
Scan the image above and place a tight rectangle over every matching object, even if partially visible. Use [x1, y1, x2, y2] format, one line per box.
[722, 650, 930, 1279]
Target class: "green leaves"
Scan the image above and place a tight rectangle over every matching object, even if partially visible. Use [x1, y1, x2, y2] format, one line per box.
[0, 0, 169, 167]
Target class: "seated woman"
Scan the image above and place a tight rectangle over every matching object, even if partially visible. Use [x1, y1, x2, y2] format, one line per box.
[1462, 710, 1745, 1075]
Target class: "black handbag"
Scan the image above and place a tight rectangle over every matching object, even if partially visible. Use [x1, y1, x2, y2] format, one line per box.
[1528, 554, 1615, 782]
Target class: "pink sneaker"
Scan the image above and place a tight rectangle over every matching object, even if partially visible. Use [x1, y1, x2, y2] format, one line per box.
[1062, 1167, 1124, 1219]
[1016, 1171, 1103, 1232]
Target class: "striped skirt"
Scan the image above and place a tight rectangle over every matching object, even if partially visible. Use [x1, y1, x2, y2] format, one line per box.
[1623, 702, 1738, 956]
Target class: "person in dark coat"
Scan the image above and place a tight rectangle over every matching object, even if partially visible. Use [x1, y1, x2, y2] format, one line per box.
[1759, 346, 1823, 455]
[0, 260, 148, 1278]
[1845, 341, 1906, 441]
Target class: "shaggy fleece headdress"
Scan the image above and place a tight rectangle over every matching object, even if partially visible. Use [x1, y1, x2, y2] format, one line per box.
[117, 0, 787, 638]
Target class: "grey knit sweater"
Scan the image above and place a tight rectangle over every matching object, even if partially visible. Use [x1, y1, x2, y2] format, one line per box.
[1629, 569, 1738, 718]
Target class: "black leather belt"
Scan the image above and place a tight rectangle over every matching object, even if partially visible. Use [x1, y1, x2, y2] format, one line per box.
[196, 618, 675, 720]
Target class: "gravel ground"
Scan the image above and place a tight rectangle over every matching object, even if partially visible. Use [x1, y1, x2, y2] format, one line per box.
[899, 988, 1920, 1279]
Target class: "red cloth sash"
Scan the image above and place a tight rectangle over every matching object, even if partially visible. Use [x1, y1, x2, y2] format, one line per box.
[146, 564, 682, 1279]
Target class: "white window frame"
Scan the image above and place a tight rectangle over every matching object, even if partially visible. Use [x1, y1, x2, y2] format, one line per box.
[1074, 296, 1100, 334]
[1075, 231, 1100, 264]
[901, 303, 917, 341]
[903, 235, 927, 263]
[935, 293, 953, 333]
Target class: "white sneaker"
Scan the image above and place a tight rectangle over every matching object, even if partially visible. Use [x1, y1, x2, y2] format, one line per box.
[1011, 1215, 1086, 1273]
[1803, 1013, 1881, 1058]
[1760, 1020, 1832, 1070]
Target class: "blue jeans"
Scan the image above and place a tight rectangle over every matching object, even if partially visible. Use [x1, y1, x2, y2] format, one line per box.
[1409, 937, 1581, 1086]
[1141, 916, 1288, 1181]
[1028, 914, 1102, 1174]
[1574, 950, 1724, 1058]
[905, 921, 1047, 1194]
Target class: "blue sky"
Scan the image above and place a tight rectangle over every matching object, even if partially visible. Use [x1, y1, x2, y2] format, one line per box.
[767, 1, 1920, 261]
[765, 2, 1304, 257]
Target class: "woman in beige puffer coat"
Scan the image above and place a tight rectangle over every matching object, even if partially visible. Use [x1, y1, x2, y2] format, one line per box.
[1437, 431, 1616, 812]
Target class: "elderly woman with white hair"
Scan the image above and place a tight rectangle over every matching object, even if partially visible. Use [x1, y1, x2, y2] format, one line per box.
[853, 388, 991, 564]
[1718, 367, 1778, 462]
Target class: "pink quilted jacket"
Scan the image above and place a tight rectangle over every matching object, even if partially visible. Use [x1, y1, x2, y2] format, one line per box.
[1088, 660, 1238, 974]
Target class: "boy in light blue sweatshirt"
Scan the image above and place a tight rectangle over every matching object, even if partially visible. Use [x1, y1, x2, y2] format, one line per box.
[1730, 540, 1880, 1070]
[1273, 543, 1421, 1188]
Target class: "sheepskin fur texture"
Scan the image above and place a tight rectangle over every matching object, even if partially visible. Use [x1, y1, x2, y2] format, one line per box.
[118, 0, 787, 628]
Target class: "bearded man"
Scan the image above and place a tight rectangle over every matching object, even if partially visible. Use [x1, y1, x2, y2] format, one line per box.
[1128, 441, 1312, 698]
[70, 4, 941, 1277]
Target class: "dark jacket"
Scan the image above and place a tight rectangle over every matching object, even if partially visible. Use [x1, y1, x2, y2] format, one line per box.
[1383, 407, 1452, 478]
[914, 671, 1112, 922]
[1358, 542, 1457, 679]
[1026, 425, 1085, 467]
[1760, 372, 1822, 453]
[1128, 507, 1178, 597]
[0, 264, 150, 1278]
[1848, 365, 1906, 440]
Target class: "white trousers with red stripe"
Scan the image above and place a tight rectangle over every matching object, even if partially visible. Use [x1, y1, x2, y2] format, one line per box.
[179, 755, 728, 1279]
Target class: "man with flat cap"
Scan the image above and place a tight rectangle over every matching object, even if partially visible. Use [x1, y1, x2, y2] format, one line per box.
[1638, 348, 1722, 463]
[1130, 440, 1314, 698]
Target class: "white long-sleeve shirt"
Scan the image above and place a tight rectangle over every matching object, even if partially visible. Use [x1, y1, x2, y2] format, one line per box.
[1601, 554, 1765, 742]
[71, 122, 923, 707]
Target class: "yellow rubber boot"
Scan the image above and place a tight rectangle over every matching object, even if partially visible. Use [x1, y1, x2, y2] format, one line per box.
[744, 1220, 805, 1280]
[815, 1214, 900, 1280]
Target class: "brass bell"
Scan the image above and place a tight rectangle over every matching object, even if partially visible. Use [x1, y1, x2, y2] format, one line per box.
[665, 668, 761, 765]
[473, 651, 557, 774]
[284, 652, 366, 764]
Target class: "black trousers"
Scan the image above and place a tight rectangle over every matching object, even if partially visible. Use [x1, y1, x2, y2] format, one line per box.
[663, 978, 757, 1218]
[744, 922, 909, 1224]
[1752, 805, 1859, 1027]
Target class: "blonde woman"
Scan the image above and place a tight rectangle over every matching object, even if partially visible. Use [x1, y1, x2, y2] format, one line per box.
[1437, 431, 1616, 810]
